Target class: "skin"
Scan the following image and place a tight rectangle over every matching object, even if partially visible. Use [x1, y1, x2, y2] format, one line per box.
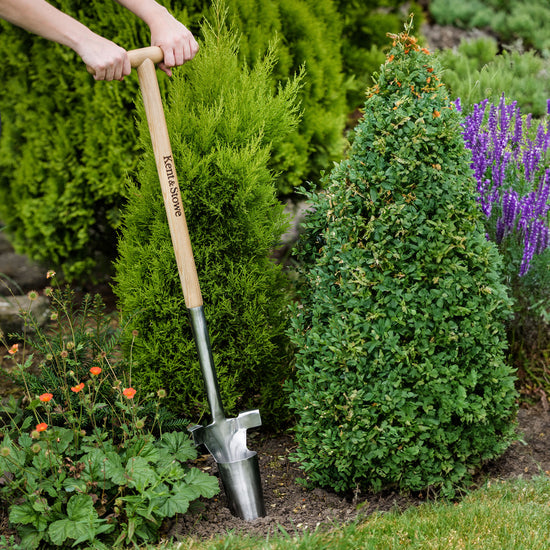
[0, 0, 199, 80]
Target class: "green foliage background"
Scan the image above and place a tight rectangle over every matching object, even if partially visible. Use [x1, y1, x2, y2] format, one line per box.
[0, 0, 346, 278]
[429, 0, 550, 51]
[114, 19, 300, 425]
[287, 25, 518, 494]
[437, 38, 550, 117]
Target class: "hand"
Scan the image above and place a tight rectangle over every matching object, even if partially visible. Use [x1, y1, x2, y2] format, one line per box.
[148, 11, 199, 76]
[78, 34, 131, 81]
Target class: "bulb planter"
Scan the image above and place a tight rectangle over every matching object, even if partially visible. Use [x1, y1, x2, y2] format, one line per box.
[90, 46, 266, 520]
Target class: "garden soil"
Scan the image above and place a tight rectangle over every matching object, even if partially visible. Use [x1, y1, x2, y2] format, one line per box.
[166, 402, 550, 543]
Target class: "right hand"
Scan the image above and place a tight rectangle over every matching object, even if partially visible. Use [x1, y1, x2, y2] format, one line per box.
[77, 34, 131, 81]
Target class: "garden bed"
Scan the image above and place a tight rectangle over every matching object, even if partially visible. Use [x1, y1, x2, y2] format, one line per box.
[169, 401, 550, 542]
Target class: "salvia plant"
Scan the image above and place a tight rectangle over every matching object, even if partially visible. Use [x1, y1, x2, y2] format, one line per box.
[459, 95, 550, 390]
[459, 94, 550, 278]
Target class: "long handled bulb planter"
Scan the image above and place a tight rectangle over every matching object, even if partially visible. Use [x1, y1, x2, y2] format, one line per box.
[90, 47, 266, 521]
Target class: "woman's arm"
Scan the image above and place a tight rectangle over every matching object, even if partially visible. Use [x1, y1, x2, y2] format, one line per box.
[115, 0, 199, 76]
[0, 0, 198, 80]
[0, 0, 131, 80]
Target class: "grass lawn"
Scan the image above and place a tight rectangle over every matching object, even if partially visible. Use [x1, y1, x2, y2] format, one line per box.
[155, 475, 550, 550]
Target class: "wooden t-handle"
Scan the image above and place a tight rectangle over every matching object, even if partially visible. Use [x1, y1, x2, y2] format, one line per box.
[127, 46, 163, 68]
[132, 53, 203, 309]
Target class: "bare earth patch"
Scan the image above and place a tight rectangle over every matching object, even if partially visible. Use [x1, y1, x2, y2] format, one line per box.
[169, 402, 550, 543]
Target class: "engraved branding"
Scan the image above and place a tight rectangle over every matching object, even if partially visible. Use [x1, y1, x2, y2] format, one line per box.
[163, 155, 182, 217]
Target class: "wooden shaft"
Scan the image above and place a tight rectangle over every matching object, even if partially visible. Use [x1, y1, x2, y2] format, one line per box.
[136, 58, 203, 309]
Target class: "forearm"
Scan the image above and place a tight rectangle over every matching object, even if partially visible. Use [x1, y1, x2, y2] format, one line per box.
[0, 0, 96, 52]
[114, 0, 170, 27]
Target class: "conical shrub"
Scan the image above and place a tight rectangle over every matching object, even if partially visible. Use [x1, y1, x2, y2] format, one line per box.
[114, 20, 301, 426]
[287, 20, 518, 495]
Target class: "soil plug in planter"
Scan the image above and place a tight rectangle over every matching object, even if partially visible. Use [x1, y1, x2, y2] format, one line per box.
[92, 47, 265, 520]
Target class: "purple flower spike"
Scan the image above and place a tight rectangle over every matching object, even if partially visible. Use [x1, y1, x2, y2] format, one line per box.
[462, 95, 550, 276]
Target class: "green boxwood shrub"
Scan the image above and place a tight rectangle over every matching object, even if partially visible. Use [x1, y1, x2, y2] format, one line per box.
[287, 22, 518, 495]
[0, 0, 345, 279]
[114, 20, 300, 426]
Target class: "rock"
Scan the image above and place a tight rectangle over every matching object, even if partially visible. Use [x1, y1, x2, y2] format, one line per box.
[272, 199, 314, 263]
[0, 295, 50, 341]
[0, 231, 47, 295]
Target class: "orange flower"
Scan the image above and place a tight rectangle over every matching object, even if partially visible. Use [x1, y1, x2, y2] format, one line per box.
[90, 367, 102, 376]
[433, 110, 441, 118]
[71, 382, 85, 393]
[39, 393, 53, 402]
[122, 387, 136, 399]
[427, 67, 434, 73]
[8, 343, 18, 355]
[36, 422, 48, 432]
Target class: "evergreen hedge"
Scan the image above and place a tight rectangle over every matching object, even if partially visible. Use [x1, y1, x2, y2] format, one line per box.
[0, 0, 345, 278]
[287, 21, 518, 495]
[114, 20, 300, 426]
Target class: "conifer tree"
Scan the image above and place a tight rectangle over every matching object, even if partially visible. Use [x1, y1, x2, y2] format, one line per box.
[115, 18, 301, 425]
[287, 20, 518, 494]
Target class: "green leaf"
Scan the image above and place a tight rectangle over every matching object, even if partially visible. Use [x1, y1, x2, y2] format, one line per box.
[72, 522, 114, 546]
[159, 431, 197, 460]
[49, 427, 74, 454]
[125, 456, 158, 491]
[9, 502, 42, 527]
[157, 491, 190, 517]
[176, 468, 220, 500]
[48, 518, 89, 546]
[17, 524, 44, 550]
[62, 478, 87, 494]
[66, 493, 96, 522]
[102, 451, 127, 485]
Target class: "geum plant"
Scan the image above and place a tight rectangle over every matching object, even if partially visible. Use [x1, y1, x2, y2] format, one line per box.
[0, 276, 218, 549]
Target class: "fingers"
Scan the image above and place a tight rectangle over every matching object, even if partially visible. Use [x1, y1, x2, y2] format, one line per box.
[92, 53, 131, 81]
[151, 20, 199, 76]
[80, 36, 131, 81]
